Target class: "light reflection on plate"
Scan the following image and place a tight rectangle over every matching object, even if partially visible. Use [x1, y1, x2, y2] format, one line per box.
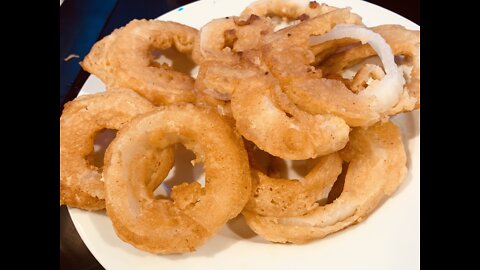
[69, 1, 420, 269]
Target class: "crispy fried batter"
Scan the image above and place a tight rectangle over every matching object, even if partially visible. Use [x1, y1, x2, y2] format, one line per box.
[81, 20, 199, 105]
[245, 152, 342, 217]
[103, 104, 251, 253]
[243, 121, 407, 243]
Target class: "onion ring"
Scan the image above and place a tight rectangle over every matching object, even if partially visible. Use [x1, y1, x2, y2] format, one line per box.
[318, 24, 420, 110]
[193, 57, 350, 160]
[103, 104, 252, 253]
[310, 24, 405, 112]
[263, 9, 411, 126]
[243, 121, 407, 243]
[193, 48, 274, 118]
[60, 89, 174, 210]
[81, 19, 199, 105]
[228, 62, 349, 160]
[192, 15, 274, 116]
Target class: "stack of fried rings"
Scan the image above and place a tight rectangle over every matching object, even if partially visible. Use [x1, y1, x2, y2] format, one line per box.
[60, 0, 418, 254]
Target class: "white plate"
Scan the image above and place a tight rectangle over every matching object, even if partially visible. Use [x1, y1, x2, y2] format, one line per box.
[69, 0, 420, 269]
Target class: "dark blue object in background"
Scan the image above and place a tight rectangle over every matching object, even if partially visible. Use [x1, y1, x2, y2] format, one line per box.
[60, 0, 116, 106]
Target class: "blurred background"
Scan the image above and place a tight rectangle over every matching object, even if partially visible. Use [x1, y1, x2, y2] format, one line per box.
[59, 0, 419, 269]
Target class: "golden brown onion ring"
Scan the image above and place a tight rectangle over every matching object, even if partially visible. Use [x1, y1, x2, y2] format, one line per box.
[81, 19, 199, 105]
[60, 89, 174, 210]
[103, 104, 252, 254]
[243, 121, 407, 243]
[263, 9, 413, 127]
[193, 58, 350, 160]
[227, 62, 349, 160]
[310, 24, 406, 115]
[319, 24, 420, 110]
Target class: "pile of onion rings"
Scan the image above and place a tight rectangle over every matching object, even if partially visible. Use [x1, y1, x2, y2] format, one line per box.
[60, 0, 419, 254]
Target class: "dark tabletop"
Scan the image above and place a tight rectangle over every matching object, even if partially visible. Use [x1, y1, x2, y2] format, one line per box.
[59, 0, 419, 269]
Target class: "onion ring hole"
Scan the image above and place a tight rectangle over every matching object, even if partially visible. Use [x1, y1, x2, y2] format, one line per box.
[152, 144, 205, 199]
[150, 47, 198, 78]
[249, 144, 347, 206]
[326, 162, 348, 204]
[85, 129, 117, 172]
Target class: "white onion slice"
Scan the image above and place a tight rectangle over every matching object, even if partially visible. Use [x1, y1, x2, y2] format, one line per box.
[310, 24, 405, 113]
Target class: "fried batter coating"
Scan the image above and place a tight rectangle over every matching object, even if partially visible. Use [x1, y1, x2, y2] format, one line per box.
[82, 20, 199, 105]
[243, 121, 407, 243]
[103, 104, 251, 253]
